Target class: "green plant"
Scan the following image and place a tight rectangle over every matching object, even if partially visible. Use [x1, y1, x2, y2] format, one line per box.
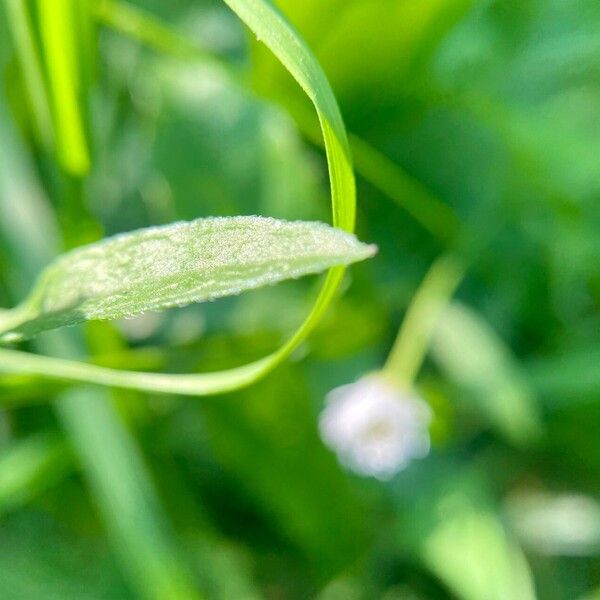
[1, 0, 599, 598]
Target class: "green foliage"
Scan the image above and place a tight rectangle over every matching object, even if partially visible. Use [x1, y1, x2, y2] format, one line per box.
[0, 0, 599, 598]
[0, 0, 363, 400]
[432, 301, 542, 445]
[0, 217, 373, 341]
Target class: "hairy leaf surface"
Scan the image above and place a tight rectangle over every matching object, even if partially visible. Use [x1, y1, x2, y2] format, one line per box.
[0, 217, 374, 341]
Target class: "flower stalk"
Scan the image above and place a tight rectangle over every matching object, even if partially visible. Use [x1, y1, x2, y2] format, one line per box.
[384, 254, 466, 389]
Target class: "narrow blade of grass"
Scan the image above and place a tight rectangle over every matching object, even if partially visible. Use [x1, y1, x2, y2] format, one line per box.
[1, 0, 54, 148]
[57, 384, 203, 600]
[36, 0, 90, 175]
[431, 301, 542, 445]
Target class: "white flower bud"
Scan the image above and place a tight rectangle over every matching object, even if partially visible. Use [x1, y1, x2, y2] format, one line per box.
[319, 374, 432, 480]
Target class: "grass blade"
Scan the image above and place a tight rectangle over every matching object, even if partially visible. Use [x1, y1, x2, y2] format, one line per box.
[36, 0, 90, 175]
[1, 0, 54, 148]
[431, 301, 542, 445]
[57, 385, 203, 600]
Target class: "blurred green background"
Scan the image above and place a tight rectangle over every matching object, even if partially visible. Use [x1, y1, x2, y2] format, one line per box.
[0, 0, 599, 598]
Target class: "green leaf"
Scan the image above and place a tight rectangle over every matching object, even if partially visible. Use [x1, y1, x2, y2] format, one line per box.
[0, 0, 360, 398]
[1, 0, 54, 149]
[431, 301, 542, 446]
[36, 0, 90, 175]
[421, 480, 536, 600]
[397, 469, 536, 600]
[0, 216, 374, 342]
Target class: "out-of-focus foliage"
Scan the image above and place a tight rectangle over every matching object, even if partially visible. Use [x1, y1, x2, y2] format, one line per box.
[0, 0, 599, 598]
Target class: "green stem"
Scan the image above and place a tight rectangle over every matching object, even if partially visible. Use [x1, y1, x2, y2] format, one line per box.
[94, 0, 219, 64]
[37, 0, 90, 175]
[0, 306, 36, 342]
[348, 133, 460, 242]
[1, 0, 54, 149]
[383, 254, 465, 389]
[0, 338, 300, 396]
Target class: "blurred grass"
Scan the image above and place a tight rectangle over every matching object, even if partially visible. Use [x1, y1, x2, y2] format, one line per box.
[0, 58, 203, 597]
[1, 0, 53, 148]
